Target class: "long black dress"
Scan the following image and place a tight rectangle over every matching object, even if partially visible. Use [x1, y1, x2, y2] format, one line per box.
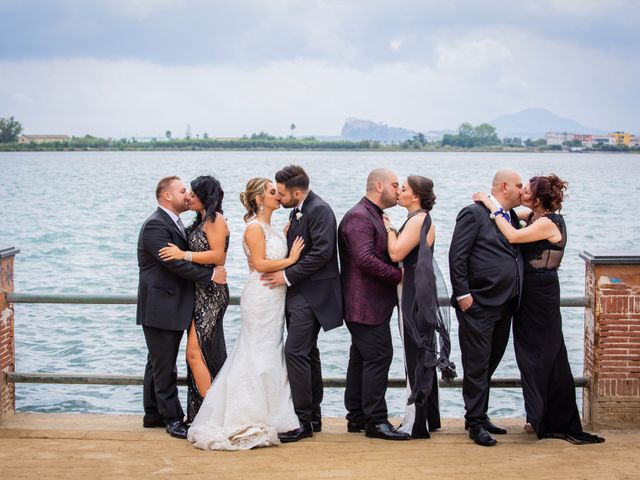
[186, 220, 230, 423]
[398, 213, 455, 438]
[515, 213, 603, 444]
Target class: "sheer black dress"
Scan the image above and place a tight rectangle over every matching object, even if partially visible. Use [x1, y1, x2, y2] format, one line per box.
[515, 213, 603, 444]
[186, 220, 230, 423]
[398, 213, 456, 438]
[398, 215, 440, 437]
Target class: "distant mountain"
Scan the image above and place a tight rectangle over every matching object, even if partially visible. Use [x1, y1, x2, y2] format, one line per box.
[489, 108, 605, 139]
[340, 117, 417, 143]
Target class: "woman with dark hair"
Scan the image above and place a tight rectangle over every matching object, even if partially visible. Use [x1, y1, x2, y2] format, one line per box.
[383, 175, 456, 438]
[187, 177, 304, 450]
[473, 174, 604, 444]
[159, 175, 230, 422]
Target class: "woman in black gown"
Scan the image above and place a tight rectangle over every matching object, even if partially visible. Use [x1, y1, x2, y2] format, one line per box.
[159, 175, 230, 423]
[474, 174, 604, 444]
[384, 175, 455, 438]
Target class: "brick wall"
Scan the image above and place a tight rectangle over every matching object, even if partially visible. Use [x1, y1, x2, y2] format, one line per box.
[0, 252, 17, 418]
[583, 259, 640, 428]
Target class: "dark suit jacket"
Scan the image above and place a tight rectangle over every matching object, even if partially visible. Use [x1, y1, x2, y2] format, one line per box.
[136, 207, 214, 331]
[338, 197, 402, 326]
[285, 190, 343, 332]
[448, 202, 524, 307]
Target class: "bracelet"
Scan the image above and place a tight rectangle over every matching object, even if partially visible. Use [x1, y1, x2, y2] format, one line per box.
[184, 251, 193, 262]
[489, 208, 509, 221]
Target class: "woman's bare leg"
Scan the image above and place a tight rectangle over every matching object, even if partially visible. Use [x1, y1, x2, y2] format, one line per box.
[186, 320, 212, 397]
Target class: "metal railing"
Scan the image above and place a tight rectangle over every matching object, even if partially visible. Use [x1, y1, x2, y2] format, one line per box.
[5, 291, 589, 389]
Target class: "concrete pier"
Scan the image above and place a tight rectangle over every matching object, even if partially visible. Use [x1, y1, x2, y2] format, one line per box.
[0, 414, 635, 480]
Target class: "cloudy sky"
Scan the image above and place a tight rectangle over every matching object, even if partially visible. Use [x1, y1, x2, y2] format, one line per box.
[0, 0, 638, 138]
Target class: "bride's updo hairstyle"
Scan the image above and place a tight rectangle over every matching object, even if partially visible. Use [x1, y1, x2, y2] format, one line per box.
[529, 174, 568, 212]
[240, 177, 271, 222]
[407, 175, 436, 211]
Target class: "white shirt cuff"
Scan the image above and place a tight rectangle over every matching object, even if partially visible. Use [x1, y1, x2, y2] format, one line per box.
[456, 293, 471, 301]
[283, 271, 291, 287]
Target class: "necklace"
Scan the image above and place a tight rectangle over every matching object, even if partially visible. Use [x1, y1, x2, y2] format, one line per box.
[406, 208, 427, 219]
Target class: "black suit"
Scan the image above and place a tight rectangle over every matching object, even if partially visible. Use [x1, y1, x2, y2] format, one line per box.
[448, 202, 523, 427]
[137, 207, 213, 423]
[284, 190, 343, 424]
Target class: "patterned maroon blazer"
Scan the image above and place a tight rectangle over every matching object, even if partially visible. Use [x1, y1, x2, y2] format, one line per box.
[338, 197, 402, 325]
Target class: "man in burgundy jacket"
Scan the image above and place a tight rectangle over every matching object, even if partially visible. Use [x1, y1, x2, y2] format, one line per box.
[338, 169, 410, 441]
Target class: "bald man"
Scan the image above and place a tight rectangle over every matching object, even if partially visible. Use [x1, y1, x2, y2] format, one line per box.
[338, 169, 410, 441]
[449, 169, 524, 446]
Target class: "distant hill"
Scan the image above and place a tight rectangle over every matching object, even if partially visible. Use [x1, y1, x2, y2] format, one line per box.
[340, 117, 417, 143]
[489, 108, 605, 139]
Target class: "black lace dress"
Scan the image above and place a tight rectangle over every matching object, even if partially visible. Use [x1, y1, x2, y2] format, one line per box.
[186, 220, 230, 423]
[515, 213, 602, 443]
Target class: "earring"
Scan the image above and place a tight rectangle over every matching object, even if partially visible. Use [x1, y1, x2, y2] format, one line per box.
[259, 203, 264, 213]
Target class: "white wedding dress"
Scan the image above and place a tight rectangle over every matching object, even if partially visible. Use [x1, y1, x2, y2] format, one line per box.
[187, 220, 300, 450]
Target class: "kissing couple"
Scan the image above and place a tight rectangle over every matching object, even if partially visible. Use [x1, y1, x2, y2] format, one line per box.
[137, 165, 343, 450]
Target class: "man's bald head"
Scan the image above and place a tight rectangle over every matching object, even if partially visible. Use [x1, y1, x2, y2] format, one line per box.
[366, 169, 394, 193]
[492, 169, 520, 189]
[365, 168, 399, 210]
[491, 169, 523, 210]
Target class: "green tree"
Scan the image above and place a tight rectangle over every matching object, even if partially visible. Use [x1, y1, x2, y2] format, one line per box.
[165, 130, 172, 140]
[0, 116, 23, 143]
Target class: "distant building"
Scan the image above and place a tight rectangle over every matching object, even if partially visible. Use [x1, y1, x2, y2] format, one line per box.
[545, 132, 575, 146]
[18, 134, 70, 144]
[590, 135, 614, 146]
[610, 131, 633, 146]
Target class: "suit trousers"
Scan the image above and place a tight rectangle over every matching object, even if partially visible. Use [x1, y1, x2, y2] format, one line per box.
[285, 290, 323, 423]
[344, 319, 393, 425]
[456, 300, 515, 427]
[143, 325, 184, 423]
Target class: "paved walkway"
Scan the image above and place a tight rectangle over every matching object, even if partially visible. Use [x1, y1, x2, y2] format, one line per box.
[0, 414, 637, 479]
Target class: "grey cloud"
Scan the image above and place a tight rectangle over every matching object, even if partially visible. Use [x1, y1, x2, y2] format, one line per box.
[0, 0, 638, 66]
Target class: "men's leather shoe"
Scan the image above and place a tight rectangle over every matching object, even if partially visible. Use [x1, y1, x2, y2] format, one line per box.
[365, 422, 411, 441]
[484, 420, 507, 435]
[469, 425, 497, 446]
[311, 419, 322, 433]
[165, 420, 188, 439]
[347, 421, 366, 433]
[278, 422, 313, 443]
[143, 415, 165, 428]
[464, 420, 507, 435]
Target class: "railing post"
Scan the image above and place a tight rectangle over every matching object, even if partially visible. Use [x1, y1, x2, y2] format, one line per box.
[1, 247, 20, 419]
[580, 250, 640, 428]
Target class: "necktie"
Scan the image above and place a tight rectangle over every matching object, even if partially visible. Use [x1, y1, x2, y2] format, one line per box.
[176, 218, 187, 238]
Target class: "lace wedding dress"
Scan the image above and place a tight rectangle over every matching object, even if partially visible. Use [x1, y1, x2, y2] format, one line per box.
[187, 220, 300, 450]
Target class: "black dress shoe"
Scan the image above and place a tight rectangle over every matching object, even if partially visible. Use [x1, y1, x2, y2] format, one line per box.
[347, 421, 366, 433]
[469, 425, 497, 446]
[311, 419, 322, 433]
[365, 422, 411, 441]
[464, 420, 507, 435]
[484, 420, 507, 435]
[278, 422, 313, 443]
[165, 420, 188, 439]
[143, 415, 165, 428]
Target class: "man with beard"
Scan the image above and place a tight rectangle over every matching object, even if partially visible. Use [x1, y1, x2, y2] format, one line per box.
[338, 169, 410, 440]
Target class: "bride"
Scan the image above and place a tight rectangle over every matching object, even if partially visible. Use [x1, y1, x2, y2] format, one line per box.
[188, 177, 304, 450]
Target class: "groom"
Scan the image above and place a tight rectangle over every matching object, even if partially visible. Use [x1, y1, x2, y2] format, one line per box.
[137, 176, 226, 439]
[263, 165, 343, 442]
